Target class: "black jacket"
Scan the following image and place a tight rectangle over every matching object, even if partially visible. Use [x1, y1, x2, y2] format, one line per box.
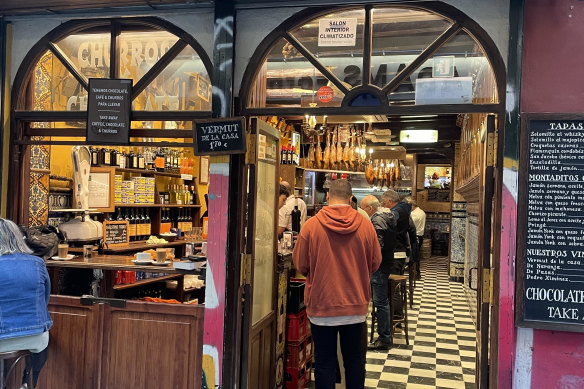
[391, 201, 411, 255]
[370, 210, 397, 274]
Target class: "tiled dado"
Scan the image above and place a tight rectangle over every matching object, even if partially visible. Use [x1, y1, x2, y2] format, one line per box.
[450, 202, 467, 280]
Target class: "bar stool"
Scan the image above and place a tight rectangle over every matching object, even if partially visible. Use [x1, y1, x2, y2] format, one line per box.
[0, 350, 33, 389]
[370, 301, 376, 344]
[389, 274, 409, 345]
[406, 262, 417, 308]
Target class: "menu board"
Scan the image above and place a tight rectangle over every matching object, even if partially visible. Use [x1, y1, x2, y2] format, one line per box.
[518, 115, 584, 332]
[103, 220, 129, 247]
[193, 117, 246, 155]
[86, 79, 132, 145]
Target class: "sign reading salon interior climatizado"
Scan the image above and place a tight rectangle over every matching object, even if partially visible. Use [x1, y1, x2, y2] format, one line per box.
[318, 18, 357, 47]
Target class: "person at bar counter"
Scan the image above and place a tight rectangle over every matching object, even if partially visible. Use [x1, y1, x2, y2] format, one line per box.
[0, 219, 52, 388]
[278, 180, 307, 237]
[407, 197, 426, 280]
[360, 195, 397, 351]
[293, 179, 381, 388]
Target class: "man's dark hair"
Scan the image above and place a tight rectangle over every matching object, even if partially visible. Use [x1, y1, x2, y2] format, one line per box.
[279, 184, 290, 197]
[329, 179, 352, 199]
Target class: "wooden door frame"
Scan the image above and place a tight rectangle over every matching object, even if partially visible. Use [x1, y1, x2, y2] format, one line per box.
[239, 118, 280, 389]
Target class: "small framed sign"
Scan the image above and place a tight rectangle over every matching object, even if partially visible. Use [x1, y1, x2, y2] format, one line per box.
[196, 74, 211, 102]
[193, 117, 246, 156]
[103, 220, 129, 247]
[86, 78, 132, 145]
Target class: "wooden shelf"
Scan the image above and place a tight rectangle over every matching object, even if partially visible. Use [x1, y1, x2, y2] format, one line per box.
[114, 204, 201, 208]
[103, 240, 187, 254]
[113, 274, 183, 291]
[115, 167, 195, 179]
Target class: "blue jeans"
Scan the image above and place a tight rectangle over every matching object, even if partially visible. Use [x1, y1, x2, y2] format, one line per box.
[371, 270, 391, 343]
[310, 321, 367, 389]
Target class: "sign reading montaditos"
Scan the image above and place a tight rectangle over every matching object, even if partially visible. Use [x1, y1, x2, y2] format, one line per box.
[193, 117, 246, 156]
[518, 116, 584, 332]
[87, 78, 132, 144]
[318, 18, 357, 47]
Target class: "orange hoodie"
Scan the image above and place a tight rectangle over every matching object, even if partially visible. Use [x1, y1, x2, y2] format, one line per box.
[292, 205, 381, 318]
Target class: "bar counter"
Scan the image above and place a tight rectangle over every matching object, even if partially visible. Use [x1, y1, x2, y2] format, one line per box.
[44, 254, 198, 274]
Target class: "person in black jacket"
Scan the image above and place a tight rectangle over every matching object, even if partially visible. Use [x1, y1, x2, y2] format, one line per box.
[361, 195, 396, 350]
[381, 190, 411, 275]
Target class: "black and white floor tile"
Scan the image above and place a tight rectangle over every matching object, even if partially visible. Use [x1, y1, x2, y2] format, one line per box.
[308, 257, 477, 389]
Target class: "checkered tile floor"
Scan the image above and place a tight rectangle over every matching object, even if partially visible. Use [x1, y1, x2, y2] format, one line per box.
[308, 256, 477, 389]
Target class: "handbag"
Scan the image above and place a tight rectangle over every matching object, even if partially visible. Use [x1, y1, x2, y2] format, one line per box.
[20, 225, 65, 260]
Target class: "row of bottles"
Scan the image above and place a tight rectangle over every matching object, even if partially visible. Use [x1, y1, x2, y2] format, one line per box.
[90, 146, 196, 175]
[280, 145, 298, 165]
[160, 208, 193, 234]
[159, 185, 197, 205]
[110, 208, 152, 241]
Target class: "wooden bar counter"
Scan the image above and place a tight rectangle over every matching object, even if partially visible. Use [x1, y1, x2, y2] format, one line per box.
[36, 254, 205, 389]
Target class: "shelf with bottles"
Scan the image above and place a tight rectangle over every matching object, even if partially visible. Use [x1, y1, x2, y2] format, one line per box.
[113, 204, 201, 208]
[89, 145, 197, 177]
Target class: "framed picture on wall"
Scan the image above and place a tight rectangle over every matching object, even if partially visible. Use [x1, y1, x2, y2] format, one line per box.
[73, 166, 115, 212]
[199, 156, 210, 185]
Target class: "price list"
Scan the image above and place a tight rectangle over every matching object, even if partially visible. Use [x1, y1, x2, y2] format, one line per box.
[522, 119, 584, 328]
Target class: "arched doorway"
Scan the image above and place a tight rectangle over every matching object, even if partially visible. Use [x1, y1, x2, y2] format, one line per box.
[238, 4, 505, 388]
[10, 17, 212, 226]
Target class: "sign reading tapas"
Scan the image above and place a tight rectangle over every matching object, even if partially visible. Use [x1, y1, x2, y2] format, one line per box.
[318, 18, 357, 47]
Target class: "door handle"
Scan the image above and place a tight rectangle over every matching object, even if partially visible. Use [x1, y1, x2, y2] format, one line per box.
[80, 295, 126, 308]
[468, 267, 478, 291]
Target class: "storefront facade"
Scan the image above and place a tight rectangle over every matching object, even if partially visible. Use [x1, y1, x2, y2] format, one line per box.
[1, 1, 583, 388]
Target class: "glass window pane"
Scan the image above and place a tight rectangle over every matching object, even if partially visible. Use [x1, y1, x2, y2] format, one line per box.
[119, 29, 179, 85]
[54, 31, 111, 78]
[250, 38, 345, 109]
[290, 9, 365, 89]
[132, 46, 211, 111]
[252, 150, 277, 324]
[30, 51, 87, 112]
[371, 7, 452, 88]
[387, 29, 498, 105]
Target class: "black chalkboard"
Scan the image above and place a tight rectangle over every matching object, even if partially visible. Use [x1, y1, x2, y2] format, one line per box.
[517, 114, 584, 333]
[193, 117, 246, 156]
[103, 221, 129, 247]
[86, 79, 132, 145]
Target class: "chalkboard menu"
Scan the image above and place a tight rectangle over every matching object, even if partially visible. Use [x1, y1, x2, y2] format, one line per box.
[86, 79, 132, 145]
[103, 220, 129, 247]
[517, 115, 584, 332]
[193, 117, 246, 156]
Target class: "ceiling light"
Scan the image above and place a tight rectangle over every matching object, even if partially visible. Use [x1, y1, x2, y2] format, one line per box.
[399, 130, 438, 143]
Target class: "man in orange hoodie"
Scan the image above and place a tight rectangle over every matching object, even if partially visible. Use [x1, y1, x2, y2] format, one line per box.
[293, 179, 381, 388]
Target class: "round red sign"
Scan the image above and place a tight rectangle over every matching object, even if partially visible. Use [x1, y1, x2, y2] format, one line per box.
[317, 86, 334, 103]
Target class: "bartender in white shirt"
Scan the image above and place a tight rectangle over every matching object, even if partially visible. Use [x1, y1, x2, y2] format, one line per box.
[278, 181, 307, 236]
[408, 198, 426, 279]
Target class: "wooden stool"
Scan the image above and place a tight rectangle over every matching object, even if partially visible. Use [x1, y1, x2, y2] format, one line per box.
[0, 350, 33, 389]
[389, 274, 409, 345]
[406, 262, 417, 308]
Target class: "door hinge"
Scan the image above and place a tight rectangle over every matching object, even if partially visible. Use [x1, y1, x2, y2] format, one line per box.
[482, 268, 492, 304]
[486, 132, 496, 167]
[241, 253, 252, 286]
[245, 134, 256, 165]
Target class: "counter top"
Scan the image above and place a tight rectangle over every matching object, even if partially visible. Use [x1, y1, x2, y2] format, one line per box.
[44, 254, 197, 274]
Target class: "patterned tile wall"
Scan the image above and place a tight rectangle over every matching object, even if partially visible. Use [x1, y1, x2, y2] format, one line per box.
[450, 201, 467, 280]
[464, 205, 479, 325]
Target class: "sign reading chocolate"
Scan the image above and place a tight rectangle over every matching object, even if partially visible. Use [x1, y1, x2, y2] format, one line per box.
[86, 78, 132, 144]
[193, 117, 246, 156]
[518, 116, 584, 333]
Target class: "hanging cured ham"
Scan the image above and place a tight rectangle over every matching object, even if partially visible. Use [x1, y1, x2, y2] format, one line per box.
[323, 130, 331, 170]
[366, 162, 375, 184]
[315, 135, 323, 169]
[329, 128, 337, 168]
[307, 142, 315, 168]
[336, 128, 343, 169]
[347, 135, 355, 170]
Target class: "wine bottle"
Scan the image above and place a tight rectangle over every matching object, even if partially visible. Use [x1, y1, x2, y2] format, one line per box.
[128, 148, 136, 169]
[137, 149, 145, 170]
[155, 148, 165, 172]
[101, 147, 111, 166]
[128, 208, 136, 242]
[291, 198, 301, 233]
[144, 208, 152, 239]
[90, 147, 98, 166]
